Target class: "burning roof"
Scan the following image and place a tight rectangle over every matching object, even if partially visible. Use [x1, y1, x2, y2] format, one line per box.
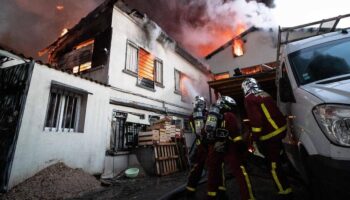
[40, 0, 211, 75]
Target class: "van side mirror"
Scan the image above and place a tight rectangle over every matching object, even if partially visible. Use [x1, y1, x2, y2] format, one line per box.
[279, 77, 295, 103]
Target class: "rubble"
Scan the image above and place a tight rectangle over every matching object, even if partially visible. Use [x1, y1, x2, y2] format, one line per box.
[0, 162, 102, 200]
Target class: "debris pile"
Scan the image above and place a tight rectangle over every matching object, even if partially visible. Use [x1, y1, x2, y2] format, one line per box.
[1, 162, 102, 200]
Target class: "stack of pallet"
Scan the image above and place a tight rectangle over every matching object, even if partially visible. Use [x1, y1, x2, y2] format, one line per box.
[144, 117, 182, 144]
[138, 130, 160, 146]
[154, 143, 180, 176]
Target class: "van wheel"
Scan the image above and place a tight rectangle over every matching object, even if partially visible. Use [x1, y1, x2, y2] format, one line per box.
[300, 147, 330, 200]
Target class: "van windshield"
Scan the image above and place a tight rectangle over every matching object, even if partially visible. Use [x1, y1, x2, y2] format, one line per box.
[288, 37, 350, 85]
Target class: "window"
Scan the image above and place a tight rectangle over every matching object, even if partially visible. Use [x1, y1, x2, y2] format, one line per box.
[174, 69, 182, 93]
[138, 48, 155, 89]
[232, 38, 244, 57]
[289, 37, 350, 85]
[59, 39, 94, 74]
[125, 42, 138, 73]
[125, 41, 164, 90]
[154, 59, 163, 85]
[44, 85, 87, 132]
[214, 72, 230, 80]
[110, 111, 147, 151]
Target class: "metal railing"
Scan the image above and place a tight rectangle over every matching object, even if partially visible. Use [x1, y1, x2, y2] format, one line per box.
[276, 13, 350, 61]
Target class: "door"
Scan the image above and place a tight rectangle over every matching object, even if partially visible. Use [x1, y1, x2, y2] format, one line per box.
[0, 62, 34, 191]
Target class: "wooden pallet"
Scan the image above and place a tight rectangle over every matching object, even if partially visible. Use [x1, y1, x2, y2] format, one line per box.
[154, 143, 179, 176]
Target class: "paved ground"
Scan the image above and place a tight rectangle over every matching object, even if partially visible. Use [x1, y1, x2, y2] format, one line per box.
[73, 155, 310, 200]
[166, 155, 310, 200]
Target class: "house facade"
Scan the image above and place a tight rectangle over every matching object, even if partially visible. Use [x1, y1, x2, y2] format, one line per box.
[205, 27, 317, 79]
[1, 0, 212, 191]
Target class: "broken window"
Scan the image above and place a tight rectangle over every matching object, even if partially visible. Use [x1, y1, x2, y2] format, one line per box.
[138, 48, 155, 89]
[154, 59, 163, 85]
[59, 39, 94, 74]
[232, 38, 245, 57]
[125, 41, 138, 73]
[174, 69, 182, 93]
[44, 83, 87, 132]
[125, 41, 163, 90]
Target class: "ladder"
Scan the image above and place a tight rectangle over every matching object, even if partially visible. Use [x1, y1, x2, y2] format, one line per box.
[276, 13, 350, 62]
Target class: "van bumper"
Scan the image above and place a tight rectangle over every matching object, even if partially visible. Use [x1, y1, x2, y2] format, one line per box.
[308, 155, 350, 195]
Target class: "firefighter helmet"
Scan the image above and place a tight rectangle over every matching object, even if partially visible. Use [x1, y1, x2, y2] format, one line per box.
[241, 78, 262, 95]
[193, 95, 206, 110]
[216, 96, 236, 111]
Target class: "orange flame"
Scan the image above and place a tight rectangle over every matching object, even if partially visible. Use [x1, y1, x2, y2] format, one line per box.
[60, 28, 68, 36]
[196, 23, 247, 57]
[56, 5, 64, 11]
[233, 38, 244, 57]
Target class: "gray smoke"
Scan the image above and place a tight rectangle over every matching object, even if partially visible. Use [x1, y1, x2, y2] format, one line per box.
[0, 0, 276, 60]
[0, 0, 104, 60]
[125, 0, 277, 57]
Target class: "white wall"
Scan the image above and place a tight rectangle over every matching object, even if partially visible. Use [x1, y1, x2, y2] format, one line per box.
[9, 63, 110, 188]
[207, 30, 277, 75]
[108, 7, 211, 111]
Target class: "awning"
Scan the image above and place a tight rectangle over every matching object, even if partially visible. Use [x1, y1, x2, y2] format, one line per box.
[126, 113, 150, 125]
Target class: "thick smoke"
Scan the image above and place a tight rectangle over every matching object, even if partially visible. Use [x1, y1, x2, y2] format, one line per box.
[0, 0, 103, 60]
[125, 0, 277, 57]
[0, 0, 276, 59]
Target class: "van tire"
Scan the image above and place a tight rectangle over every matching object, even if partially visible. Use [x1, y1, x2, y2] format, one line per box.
[299, 146, 331, 200]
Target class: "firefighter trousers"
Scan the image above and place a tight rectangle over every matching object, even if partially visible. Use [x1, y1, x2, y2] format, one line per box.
[187, 139, 225, 193]
[259, 136, 292, 195]
[207, 144, 255, 200]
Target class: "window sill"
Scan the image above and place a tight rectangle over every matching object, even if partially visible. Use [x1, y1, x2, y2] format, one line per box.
[43, 128, 83, 134]
[136, 83, 156, 92]
[174, 90, 182, 95]
[122, 69, 138, 78]
[155, 82, 164, 88]
[106, 149, 130, 156]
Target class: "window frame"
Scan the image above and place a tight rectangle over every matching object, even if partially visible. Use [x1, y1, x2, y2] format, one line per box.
[154, 58, 164, 87]
[124, 40, 139, 75]
[43, 81, 88, 133]
[110, 111, 148, 152]
[174, 69, 182, 95]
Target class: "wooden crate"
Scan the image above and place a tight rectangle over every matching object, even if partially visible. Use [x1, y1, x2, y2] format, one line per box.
[138, 131, 159, 146]
[154, 143, 179, 176]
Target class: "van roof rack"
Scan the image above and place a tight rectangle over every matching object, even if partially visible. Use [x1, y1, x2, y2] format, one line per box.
[276, 13, 350, 61]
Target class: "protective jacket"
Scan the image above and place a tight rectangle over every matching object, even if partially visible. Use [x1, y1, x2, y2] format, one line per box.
[244, 91, 287, 141]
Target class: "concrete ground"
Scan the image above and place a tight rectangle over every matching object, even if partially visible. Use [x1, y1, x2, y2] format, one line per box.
[72, 155, 310, 200]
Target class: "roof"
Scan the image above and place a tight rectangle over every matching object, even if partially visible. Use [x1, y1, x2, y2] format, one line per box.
[205, 27, 258, 60]
[0, 45, 109, 87]
[40, 0, 211, 75]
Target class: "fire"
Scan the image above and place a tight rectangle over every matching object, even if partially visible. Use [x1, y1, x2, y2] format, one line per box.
[233, 38, 244, 57]
[56, 5, 64, 11]
[60, 28, 68, 36]
[197, 23, 247, 57]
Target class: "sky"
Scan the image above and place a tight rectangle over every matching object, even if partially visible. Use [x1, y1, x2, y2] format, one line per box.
[0, 0, 349, 60]
[273, 0, 350, 27]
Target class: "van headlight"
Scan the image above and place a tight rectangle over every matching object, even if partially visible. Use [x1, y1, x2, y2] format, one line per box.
[313, 104, 350, 146]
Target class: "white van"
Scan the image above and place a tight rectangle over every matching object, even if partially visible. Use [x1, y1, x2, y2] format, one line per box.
[276, 15, 350, 198]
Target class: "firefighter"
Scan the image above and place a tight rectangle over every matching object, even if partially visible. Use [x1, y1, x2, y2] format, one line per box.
[186, 96, 226, 199]
[242, 78, 293, 198]
[205, 96, 255, 200]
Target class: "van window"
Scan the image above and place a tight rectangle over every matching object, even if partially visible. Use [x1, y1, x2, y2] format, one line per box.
[288, 37, 350, 85]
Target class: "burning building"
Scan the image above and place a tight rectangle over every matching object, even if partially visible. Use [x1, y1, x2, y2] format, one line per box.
[0, 0, 212, 191]
[205, 26, 323, 113]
